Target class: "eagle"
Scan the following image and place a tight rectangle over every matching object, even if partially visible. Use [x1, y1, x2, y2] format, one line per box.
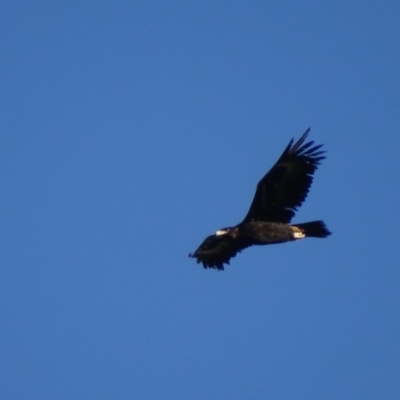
[189, 129, 331, 270]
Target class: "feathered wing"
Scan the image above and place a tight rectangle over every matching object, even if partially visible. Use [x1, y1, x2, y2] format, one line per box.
[189, 234, 251, 270]
[243, 128, 326, 223]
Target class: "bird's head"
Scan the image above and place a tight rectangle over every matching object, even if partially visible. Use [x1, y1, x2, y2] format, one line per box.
[215, 227, 232, 236]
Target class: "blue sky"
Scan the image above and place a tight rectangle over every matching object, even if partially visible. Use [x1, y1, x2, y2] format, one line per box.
[1, 1, 399, 399]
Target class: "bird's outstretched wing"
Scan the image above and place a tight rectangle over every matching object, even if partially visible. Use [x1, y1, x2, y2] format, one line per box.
[189, 234, 251, 270]
[243, 128, 325, 223]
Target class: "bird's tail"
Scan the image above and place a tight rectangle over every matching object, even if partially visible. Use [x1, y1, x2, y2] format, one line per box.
[293, 220, 331, 238]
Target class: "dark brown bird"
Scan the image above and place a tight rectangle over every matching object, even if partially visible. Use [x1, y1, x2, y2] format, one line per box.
[189, 129, 331, 270]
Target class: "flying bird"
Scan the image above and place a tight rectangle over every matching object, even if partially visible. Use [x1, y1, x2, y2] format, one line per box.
[189, 129, 331, 270]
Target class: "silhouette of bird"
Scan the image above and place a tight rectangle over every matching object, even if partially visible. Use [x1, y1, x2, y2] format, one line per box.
[189, 129, 331, 270]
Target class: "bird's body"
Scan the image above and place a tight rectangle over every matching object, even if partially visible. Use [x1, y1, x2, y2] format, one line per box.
[235, 221, 297, 244]
[189, 129, 331, 270]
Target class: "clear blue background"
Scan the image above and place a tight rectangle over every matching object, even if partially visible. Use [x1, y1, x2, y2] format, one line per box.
[1, 2, 399, 399]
